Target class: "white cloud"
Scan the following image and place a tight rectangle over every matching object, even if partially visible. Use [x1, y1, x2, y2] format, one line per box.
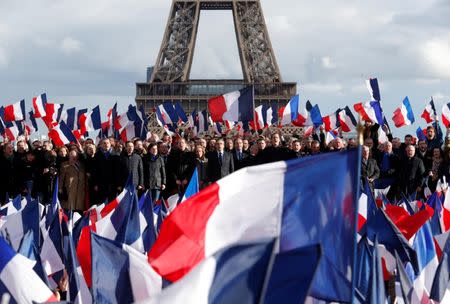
[61, 37, 81, 54]
[302, 82, 343, 93]
[422, 37, 450, 78]
[321, 56, 336, 69]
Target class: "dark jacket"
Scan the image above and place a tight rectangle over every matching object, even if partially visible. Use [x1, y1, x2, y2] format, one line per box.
[92, 149, 121, 203]
[397, 156, 426, 196]
[143, 154, 166, 189]
[361, 158, 380, 187]
[167, 149, 196, 183]
[0, 154, 16, 203]
[208, 150, 234, 182]
[259, 146, 292, 164]
[120, 153, 144, 188]
[196, 158, 209, 189]
[232, 149, 249, 171]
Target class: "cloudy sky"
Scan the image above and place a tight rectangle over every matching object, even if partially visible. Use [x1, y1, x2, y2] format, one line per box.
[1, 0, 449, 137]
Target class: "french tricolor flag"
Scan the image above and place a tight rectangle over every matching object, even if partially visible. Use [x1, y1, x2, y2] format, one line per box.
[24, 110, 38, 134]
[155, 102, 178, 126]
[32, 93, 47, 118]
[42, 103, 64, 128]
[280, 94, 307, 126]
[421, 98, 437, 123]
[0, 237, 57, 303]
[48, 121, 77, 146]
[366, 78, 381, 101]
[322, 110, 339, 132]
[353, 101, 384, 125]
[148, 150, 359, 302]
[392, 96, 415, 128]
[249, 105, 265, 131]
[79, 106, 102, 134]
[4, 100, 25, 122]
[337, 106, 357, 132]
[208, 86, 254, 123]
[442, 103, 450, 128]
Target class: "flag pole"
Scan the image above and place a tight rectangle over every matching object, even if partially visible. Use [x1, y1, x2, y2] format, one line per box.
[351, 114, 363, 304]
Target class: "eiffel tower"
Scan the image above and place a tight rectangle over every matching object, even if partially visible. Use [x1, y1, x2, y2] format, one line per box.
[136, 0, 297, 127]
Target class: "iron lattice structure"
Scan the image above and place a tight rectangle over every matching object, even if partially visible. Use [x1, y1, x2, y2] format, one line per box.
[136, 0, 297, 132]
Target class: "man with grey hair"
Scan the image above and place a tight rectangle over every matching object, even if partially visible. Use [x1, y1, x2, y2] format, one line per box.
[361, 145, 379, 190]
[397, 144, 426, 197]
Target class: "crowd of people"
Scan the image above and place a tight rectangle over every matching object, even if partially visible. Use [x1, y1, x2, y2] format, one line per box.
[0, 121, 448, 210]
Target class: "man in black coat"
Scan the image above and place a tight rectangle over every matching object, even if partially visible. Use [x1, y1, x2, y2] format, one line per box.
[92, 138, 121, 205]
[0, 143, 16, 204]
[119, 141, 144, 191]
[208, 138, 234, 182]
[397, 145, 426, 197]
[167, 138, 196, 194]
[260, 133, 291, 164]
[232, 138, 249, 170]
[143, 143, 166, 201]
[361, 145, 380, 190]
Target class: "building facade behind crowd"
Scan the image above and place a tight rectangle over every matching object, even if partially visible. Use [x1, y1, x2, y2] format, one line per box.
[0, 122, 448, 210]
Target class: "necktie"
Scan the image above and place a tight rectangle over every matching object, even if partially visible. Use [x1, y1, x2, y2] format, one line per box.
[219, 152, 223, 166]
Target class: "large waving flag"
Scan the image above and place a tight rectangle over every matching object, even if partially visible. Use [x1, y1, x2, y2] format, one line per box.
[250, 105, 265, 131]
[174, 101, 188, 124]
[154, 241, 274, 304]
[90, 233, 162, 303]
[353, 101, 384, 125]
[421, 98, 437, 123]
[392, 96, 415, 128]
[149, 149, 360, 302]
[0, 237, 57, 303]
[208, 86, 254, 123]
[3, 99, 25, 122]
[32, 93, 48, 118]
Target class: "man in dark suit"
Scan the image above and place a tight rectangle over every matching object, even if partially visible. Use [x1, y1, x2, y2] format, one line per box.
[397, 145, 426, 197]
[118, 141, 144, 191]
[232, 138, 249, 170]
[92, 138, 121, 205]
[208, 139, 234, 182]
[361, 145, 380, 191]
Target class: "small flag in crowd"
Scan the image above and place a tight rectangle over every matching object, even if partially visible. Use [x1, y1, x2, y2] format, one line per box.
[280, 94, 307, 126]
[353, 100, 384, 125]
[48, 120, 77, 146]
[392, 96, 415, 128]
[3, 99, 25, 122]
[366, 78, 381, 101]
[442, 103, 450, 128]
[421, 98, 437, 123]
[208, 86, 254, 123]
[32, 93, 47, 118]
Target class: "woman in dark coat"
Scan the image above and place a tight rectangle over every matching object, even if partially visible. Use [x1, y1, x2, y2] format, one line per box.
[143, 143, 166, 201]
[194, 144, 209, 190]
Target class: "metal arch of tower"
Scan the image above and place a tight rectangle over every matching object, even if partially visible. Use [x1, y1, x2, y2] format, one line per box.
[150, 0, 282, 83]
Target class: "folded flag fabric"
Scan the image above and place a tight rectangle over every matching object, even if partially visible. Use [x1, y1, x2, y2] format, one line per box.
[421, 98, 437, 123]
[208, 86, 254, 123]
[32, 93, 48, 118]
[392, 96, 415, 128]
[174, 101, 188, 124]
[149, 149, 359, 302]
[416, 127, 427, 142]
[42, 103, 64, 128]
[3, 100, 25, 122]
[91, 233, 162, 303]
[79, 105, 102, 134]
[0, 236, 57, 303]
[152, 241, 274, 304]
[322, 111, 339, 132]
